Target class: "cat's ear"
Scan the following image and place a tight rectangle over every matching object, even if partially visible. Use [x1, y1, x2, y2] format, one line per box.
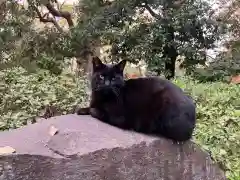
[115, 60, 127, 72]
[92, 56, 105, 71]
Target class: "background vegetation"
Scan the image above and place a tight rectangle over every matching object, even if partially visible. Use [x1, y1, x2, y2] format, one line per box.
[0, 0, 240, 179]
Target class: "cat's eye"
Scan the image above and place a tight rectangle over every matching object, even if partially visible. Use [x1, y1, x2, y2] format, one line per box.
[99, 75, 104, 80]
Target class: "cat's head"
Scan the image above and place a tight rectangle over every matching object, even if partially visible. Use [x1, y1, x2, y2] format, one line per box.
[91, 56, 126, 93]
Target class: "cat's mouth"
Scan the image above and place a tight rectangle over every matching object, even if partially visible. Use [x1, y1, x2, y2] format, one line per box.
[94, 86, 122, 98]
[95, 86, 115, 93]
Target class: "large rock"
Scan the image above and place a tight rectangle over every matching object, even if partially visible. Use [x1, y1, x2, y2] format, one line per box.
[0, 114, 226, 180]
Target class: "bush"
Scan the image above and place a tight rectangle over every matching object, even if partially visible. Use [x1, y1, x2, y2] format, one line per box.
[174, 77, 240, 180]
[192, 68, 230, 83]
[0, 67, 89, 130]
[0, 70, 239, 179]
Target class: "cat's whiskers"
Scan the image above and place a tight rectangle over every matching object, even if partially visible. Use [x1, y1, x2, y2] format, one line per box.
[111, 87, 122, 104]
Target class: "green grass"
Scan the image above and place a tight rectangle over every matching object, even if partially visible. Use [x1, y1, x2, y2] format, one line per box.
[0, 68, 240, 179]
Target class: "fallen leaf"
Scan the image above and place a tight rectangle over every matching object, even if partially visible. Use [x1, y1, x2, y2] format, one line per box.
[49, 125, 59, 136]
[0, 146, 16, 155]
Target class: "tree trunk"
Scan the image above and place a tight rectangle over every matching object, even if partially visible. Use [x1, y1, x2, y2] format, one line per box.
[75, 39, 101, 77]
[162, 25, 178, 80]
[164, 45, 178, 80]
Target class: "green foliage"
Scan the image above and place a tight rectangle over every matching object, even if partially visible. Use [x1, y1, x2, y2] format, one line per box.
[71, 0, 227, 75]
[0, 67, 88, 130]
[0, 1, 34, 62]
[192, 67, 230, 83]
[0, 1, 74, 73]
[174, 77, 240, 180]
[0, 0, 229, 77]
[193, 47, 240, 83]
[36, 53, 63, 75]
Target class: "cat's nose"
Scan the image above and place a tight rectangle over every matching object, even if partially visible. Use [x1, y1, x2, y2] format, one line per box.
[105, 80, 110, 85]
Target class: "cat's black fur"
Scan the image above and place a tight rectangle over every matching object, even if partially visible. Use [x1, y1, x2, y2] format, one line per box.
[77, 56, 196, 142]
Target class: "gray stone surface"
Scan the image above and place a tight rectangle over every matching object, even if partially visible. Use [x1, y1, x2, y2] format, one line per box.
[0, 114, 226, 180]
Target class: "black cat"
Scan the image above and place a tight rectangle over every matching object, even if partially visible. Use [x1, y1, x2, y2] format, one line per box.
[77, 56, 196, 142]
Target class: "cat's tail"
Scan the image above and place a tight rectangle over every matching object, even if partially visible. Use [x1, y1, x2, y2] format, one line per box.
[153, 105, 196, 142]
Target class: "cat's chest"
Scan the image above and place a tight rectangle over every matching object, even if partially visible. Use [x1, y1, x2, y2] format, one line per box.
[102, 101, 124, 116]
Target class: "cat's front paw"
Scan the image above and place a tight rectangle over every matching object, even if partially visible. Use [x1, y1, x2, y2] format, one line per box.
[89, 108, 103, 119]
[76, 107, 90, 115]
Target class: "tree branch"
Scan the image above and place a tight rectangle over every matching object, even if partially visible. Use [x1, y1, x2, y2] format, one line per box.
[0, 1, 7, 22]
[45, 2, 74, 27]
[0, 0, 6, 6]
[172, 0, 186, 8]
[143, 4, 162, 19]
[32, 5, 63, 32]
[141, 0, 186, 20]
